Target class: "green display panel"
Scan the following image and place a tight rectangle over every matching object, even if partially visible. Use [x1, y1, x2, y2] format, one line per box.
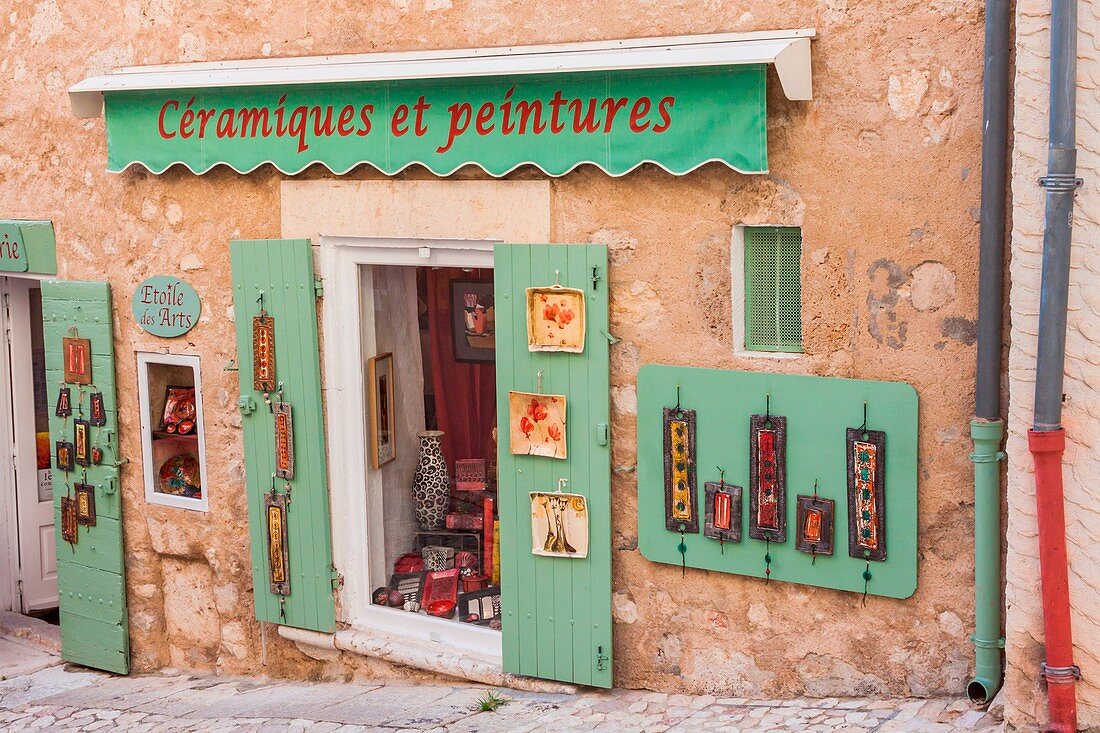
[637, 365, 918, 599]
[42, 280, 130, 674]
[230, 239, 336, 632]
[495, 243, 613, 687]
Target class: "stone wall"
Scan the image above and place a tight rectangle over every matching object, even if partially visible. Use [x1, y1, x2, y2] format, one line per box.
[1003, 0, 1100, 728]
[0, 0, 987, 696]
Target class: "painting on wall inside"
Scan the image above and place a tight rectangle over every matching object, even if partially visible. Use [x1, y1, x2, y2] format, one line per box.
[508, 391, 567, 459]
[452, 281, 495, 362]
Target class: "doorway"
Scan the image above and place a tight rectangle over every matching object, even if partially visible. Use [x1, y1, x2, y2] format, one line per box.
[361, 263, 500, 631]
[0, 277, 59, 616]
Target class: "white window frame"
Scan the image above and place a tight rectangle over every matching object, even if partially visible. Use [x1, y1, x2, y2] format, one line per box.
[136, 351, 209, 512]
[320, 236, 501, 659]
[730, 224, 805, 359]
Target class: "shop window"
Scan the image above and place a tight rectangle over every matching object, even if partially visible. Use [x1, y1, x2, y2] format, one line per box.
[743, 226, 803, 353]
[137, 353, 208, 512]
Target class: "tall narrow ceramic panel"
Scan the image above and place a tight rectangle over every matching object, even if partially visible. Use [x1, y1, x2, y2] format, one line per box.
[230, 239, 336, 632]
[495, 243, 612, 688]
[42, 280, 129, 674]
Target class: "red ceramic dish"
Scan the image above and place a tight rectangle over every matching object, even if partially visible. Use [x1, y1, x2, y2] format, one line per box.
[426, 600, 456, 617]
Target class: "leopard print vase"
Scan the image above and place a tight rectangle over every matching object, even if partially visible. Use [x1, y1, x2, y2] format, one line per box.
[413, 430, 449, 531]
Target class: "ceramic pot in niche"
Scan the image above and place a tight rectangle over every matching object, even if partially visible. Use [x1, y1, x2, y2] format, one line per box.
[413, 430, 449, 531]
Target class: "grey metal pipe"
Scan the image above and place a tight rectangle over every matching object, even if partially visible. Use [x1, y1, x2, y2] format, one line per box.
[975, 0, 1012, 421]
[967, 0, 1012, 705]
[1033, 0, 1080, 431]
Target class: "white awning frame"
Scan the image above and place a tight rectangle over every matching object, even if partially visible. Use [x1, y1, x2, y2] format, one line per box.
[69, 29, 815, 118]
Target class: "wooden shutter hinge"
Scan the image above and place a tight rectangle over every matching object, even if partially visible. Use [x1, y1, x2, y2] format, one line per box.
[330, 563, 344, 592]
[314, 278, 324, 299]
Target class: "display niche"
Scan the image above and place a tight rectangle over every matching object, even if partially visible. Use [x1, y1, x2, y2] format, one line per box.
[137, 352, 208, 512]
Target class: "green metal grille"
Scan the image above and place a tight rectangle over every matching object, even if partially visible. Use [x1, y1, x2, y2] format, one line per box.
[744, 227, 803, 352]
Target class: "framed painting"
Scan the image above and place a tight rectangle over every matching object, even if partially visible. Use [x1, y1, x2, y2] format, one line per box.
[530, 491, 589, 558]
[63, 337, 92, 384]
[451, 280, 496, 363]
[367, 352, 396, 468]
[508, 391, 567, 459]
[525, 286, 586, 353]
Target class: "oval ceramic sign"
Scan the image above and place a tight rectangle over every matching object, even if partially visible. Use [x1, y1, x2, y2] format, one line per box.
[132, 276, 201, 337]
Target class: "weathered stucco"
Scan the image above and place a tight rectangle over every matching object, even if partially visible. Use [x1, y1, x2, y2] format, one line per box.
[1003, 0, 1100, 728]
[0, 0, 989, 698]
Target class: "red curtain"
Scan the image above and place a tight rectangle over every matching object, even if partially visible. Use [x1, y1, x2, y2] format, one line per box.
[425, 267, 497, 472]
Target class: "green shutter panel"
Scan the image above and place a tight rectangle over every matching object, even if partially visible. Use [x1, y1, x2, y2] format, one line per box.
[42, 280, 130, 674]
[744, 226, 803, 352]
[230, 239, 336, 632]
[494, 244, 613, 688]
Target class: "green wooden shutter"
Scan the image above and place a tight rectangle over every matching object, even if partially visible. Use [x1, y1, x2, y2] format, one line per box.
[494, 244, 613, 688]
[230, 239, 335, 632]
[42, 280, 129, 674]
[744, 226, 803, 352]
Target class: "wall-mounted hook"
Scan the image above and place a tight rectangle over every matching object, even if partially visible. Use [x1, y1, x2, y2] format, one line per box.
[536, 370, 543, 394]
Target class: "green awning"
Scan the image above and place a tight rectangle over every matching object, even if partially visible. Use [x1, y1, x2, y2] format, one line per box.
[71, 31, 814, 178]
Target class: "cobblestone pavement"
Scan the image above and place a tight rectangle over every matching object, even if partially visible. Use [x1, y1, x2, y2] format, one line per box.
[0, 635, 1004, 732]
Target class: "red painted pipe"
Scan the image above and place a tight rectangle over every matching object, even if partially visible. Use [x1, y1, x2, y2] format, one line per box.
[1029, 428, 1078, 733]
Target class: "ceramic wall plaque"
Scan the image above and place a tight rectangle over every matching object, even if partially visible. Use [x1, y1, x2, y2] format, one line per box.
[704, 481, 742, 543]
[530, 491, 589, 558]
[63, 337, 92, 384]
[55, 387, 72, 417]
[748, 414, 787, 542]
[55, 441, 74, 472]
[252, 316, 277, 393]
[61, 496, 78, 544]
[73, 420, 90, 467]
[847, 428, 887, 561]
[265, 493, 291, 595]
[526, 286, 586, 353]
[274, 402, 295, 480]
[75, 483, 97, 527]
[508, 391, 567, 459]
[89, 392, 107, 426]
[663, 407, 698, 532]
[795, 495, 835, 556]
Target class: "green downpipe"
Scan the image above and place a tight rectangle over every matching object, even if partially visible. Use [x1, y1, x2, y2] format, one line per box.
[968, 419, 1007, 703]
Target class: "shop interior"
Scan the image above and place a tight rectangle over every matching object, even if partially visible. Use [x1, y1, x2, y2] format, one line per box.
[363, 265, 501, 628]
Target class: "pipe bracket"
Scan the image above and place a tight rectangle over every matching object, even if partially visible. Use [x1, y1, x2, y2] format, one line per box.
[969, 633, 1006, 650]
[969, 451, 1006, 463]
[1041, 662, 1081, 683]
[1038, 174, 1083, 191]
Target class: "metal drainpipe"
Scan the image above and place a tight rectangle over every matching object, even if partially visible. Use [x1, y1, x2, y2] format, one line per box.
[1030, 0, 1082, 728]
[967, 0, 1011, 705]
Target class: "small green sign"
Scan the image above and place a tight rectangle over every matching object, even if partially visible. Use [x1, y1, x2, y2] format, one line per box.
[132, 276, 201, 337]
[0, 222, 29, 273]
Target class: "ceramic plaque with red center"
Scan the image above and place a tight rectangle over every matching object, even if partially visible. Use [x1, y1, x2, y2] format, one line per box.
[508, 390, 567, 459]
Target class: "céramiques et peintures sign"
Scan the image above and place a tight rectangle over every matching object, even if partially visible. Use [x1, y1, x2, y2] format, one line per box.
[0, 222, 28, 273]
[103, 66, 767, 176]
[132, 276, 201, 337]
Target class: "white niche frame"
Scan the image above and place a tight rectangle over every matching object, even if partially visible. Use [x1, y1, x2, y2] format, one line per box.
[136, 351, 209, 512]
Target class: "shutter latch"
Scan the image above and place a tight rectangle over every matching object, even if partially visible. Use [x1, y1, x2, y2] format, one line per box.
[596, 423, 609, 446]
[592, 265, 602, 291]
[314, 278, 324, 299]
[238, 396, 258, 414]
[330, 563, 344, 592]
[596, 645, 609, 671]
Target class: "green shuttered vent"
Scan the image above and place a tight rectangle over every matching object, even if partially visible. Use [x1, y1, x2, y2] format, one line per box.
[744, 226, 803, 353]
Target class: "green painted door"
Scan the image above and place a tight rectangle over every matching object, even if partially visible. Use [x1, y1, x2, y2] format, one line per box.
[230, 239, 336, 632]
[42, 281, 129, 674]
[494, 244, 613, 688]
